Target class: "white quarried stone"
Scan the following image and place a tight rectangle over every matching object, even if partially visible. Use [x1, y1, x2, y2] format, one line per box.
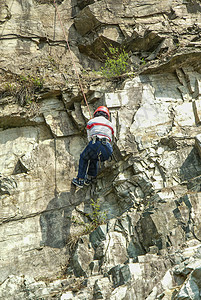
[146, 286, 158, 300]
[157, 189, 175, 200]
[138, 255, 146, 263]
[81, 105, 92, 120]
[192, 100, 201, 124]
[131, 102, 170, 130]
[157, 147, 165, 155]
[0, 0, 72, 57]
[94, 277, 112, 299]
[0, 214, 68, 281]
[161, 270, 173, 290]
[72, 235, 95, 277]
[0, 127, 38, 176]
[0, 275, 26, 299]
[128, 263, 143, 280]
[44, 111, 79, 137]
[110, 286, 128, 300]
[193, 79, 201, 99]
[43, 111, 80, 137]
[104, 90, 129, 108]
[124, 76, 142, 88]
[152, 173, 164, 190]
[182, 243, 201, 258]
[101, 26, 123, 43]
[151, 73, 182, 103]
[174, 102, 195, 126]
[159, 146, 195, 185]
[61, 292, 74, 300]
[0, 274, 78, 300]
[41, 97, 80, 137]
[0, 102, 25, 121]
[104, 92, 121, 108]
[40, 97, 65, 113]
[182, 67, 199, 94]
[178, 85, 192, 102]
[141, 83, 155, 105]
[102, 232, 128, 272]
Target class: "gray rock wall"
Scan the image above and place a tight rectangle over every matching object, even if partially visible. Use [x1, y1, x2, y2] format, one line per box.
[0, 0, 201, 299]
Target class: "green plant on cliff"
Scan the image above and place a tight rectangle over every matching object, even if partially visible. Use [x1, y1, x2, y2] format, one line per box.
[17, 75, 44, 105]
[84, 198, 107, 234]
[68, 198, 107, 249]
[74, 198, 107, 234]
[4, 83, 17, 95]
[2, 74, 44, 106]
[100, 46, 129, 78]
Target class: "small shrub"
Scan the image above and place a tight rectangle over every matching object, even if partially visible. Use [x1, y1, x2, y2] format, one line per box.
[99, 46, 129, 78]
[68, 198, 107, 248]
[4, 82, 17, 95]
[17, 75, 44, 105]
[140, 57, 146, 65]
[1, 74, 44, 106]
[88, 198, 107, 224]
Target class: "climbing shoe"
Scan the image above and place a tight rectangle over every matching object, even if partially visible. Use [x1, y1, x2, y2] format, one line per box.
[84, 176, 95, 186]
[72, 177, 84, 188]
[84, 178, 92, 186]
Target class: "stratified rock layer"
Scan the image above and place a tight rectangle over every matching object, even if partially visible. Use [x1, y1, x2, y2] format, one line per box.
[0, 0, 201, 299]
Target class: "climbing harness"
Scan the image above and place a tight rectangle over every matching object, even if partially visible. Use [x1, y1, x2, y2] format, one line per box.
[53, 0, 92, 119]
[91, 136, 113, 168]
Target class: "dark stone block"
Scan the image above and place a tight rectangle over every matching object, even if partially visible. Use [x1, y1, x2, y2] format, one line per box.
[109, 264, 131, 287]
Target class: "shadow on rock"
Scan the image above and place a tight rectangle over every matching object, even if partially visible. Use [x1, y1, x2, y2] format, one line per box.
[39, 187, 88, 249]
[180, 148, 201, 184]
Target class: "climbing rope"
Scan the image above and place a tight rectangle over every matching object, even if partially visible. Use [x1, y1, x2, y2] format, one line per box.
[53, 0, 92, 118]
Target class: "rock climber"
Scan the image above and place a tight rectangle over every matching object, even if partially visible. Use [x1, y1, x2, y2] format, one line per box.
[72, 106, 114, 188]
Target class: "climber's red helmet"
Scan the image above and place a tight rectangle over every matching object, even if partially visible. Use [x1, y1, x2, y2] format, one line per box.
[94, 106, 110, 120]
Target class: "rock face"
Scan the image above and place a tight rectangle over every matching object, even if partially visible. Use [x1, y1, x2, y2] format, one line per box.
[0, 0, 201, 299]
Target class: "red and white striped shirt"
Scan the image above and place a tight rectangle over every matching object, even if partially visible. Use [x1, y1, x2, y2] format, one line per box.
[87, 116, 114, 142]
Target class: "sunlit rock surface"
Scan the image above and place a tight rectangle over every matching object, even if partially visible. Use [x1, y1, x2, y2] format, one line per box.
[0, 0, 201, 299]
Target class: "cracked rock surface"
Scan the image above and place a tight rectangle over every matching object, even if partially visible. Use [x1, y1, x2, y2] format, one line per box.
[0, 0, 201, 299]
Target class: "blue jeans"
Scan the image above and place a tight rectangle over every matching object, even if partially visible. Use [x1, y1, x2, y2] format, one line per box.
[77, 141, 113, 179]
